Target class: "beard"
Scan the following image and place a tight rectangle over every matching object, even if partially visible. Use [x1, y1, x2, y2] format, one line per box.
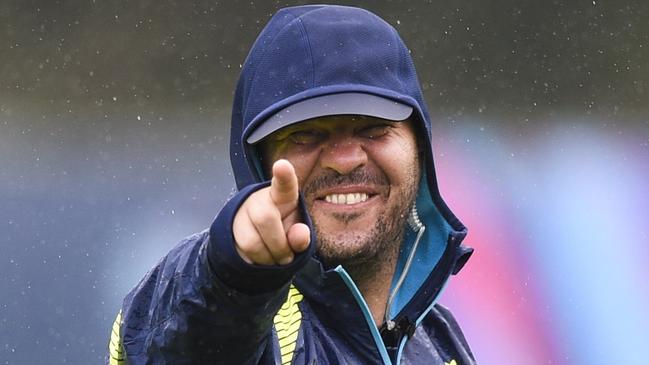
[303, 165, 420, 277]
[314, 204, 407, 280]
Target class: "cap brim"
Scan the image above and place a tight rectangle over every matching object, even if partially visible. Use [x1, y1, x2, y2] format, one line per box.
[246, 92, 413, 144]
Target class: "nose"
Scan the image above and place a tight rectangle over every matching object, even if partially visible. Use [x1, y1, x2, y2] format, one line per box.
[319, 137, 368, 175]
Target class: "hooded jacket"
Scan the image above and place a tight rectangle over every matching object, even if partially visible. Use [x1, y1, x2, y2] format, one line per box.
[109, 5, 475, 365]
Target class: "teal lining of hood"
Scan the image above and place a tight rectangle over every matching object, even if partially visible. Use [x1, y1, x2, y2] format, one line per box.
[249, 133, 453, 322]
[387, 170, 452, 319]
[250, 150, 453, 321]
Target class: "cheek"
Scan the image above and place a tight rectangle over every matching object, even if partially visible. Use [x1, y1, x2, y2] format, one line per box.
[277, 151, 319, 189]
[262, 143, 316, 182]
[379, 139, 419, 172]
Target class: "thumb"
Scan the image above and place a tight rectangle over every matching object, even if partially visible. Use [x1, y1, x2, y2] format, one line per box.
[286, 223, 311, 253]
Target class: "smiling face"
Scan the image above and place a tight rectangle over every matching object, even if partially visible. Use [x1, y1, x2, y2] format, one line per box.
[260, 115, 421, 269]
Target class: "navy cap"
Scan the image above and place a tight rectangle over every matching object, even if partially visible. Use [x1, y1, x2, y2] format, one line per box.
[246, 92, 413, 144]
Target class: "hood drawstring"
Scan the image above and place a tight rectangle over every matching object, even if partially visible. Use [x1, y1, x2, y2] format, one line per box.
[384, 203, 426, 331]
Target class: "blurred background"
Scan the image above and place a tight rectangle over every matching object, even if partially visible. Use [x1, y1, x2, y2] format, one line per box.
[1, 0, 648, 364]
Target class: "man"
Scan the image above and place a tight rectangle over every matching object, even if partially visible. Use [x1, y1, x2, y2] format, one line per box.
[109, 5, 475, 364]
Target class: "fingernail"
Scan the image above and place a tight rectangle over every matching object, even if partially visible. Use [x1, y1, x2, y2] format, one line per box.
[279, 256, 293, 265]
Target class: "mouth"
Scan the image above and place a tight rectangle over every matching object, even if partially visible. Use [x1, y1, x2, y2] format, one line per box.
[313, 185, 381, 207]
[324, 192, 369, 205]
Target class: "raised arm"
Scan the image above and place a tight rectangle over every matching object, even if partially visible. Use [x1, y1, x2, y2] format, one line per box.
[110, 160, 313, 365]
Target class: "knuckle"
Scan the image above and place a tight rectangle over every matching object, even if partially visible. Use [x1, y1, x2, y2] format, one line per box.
[238, 238, 264, 256]
[248, 207, 280, 227]
[244, 189, 268, 208]
[248, 243, 266, 257]
[269, 238, 290, 255]
[235, 236, 255, 252]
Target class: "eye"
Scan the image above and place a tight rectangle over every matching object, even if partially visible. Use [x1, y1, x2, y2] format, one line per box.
[288, 130, 326, 145]
[357, 124, 391, 139]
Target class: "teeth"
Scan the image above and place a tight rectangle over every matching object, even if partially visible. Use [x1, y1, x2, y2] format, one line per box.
[324, 193, 368, 205]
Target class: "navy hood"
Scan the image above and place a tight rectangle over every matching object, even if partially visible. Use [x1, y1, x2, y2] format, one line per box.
[229, 4, 471, 323]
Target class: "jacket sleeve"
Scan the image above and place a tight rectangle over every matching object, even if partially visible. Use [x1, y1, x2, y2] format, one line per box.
[113, 182, 316, 365]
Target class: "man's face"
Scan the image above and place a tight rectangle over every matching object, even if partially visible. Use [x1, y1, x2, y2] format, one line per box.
[260, 115, 421, 268]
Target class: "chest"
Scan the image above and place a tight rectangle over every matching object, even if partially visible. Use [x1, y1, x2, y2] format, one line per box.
[269, 304, 469, 365]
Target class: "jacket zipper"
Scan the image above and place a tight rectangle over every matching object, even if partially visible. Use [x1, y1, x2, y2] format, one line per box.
[334, 266, 393, 365]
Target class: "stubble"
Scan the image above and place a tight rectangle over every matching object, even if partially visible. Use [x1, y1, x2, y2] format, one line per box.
[305, 165, 420, 280]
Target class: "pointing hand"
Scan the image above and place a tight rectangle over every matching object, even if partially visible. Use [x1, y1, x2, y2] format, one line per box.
[233, 159, 311, 265]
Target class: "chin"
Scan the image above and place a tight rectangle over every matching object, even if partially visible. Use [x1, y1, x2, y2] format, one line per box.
[314, 208, 382, 229]
[315, 228, 379, 262]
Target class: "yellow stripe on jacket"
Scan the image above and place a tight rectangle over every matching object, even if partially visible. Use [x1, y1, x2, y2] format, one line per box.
[108, 287, 305, 365]
[273, 286, 304, 365]
[109, 310, 126, 365]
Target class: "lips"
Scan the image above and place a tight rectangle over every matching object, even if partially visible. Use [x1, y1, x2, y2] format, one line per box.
[312, 184, 382, 209]
[304, 169, 388, 207]
[324, 192, 369, 205]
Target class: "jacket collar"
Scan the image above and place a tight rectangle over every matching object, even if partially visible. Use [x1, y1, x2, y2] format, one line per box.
[293, 234, 472, 359]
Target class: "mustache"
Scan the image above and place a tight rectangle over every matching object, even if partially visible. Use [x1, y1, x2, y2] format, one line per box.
[302, 168, 388, 197]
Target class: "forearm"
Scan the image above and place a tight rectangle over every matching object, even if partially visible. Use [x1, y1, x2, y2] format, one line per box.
[114, 183, 314, 364]
[117, 232, 286, 364]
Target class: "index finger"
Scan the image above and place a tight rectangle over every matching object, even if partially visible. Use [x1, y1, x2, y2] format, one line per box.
[270, 159, 299, 208]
